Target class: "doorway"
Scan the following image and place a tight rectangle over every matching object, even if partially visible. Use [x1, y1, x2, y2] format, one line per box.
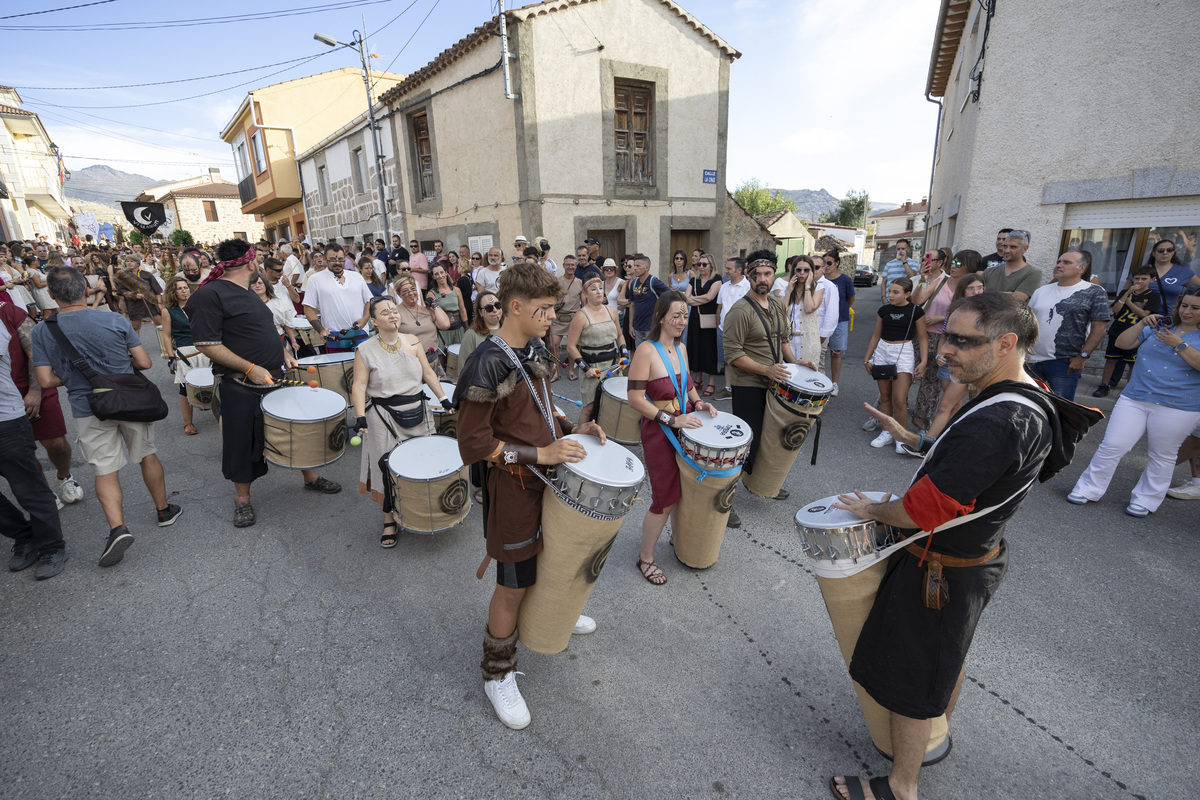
[588, 229, 626, 265]
[671, 229, 706, 262]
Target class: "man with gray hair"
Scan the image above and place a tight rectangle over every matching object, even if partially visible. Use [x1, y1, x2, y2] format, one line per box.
[1025, 250, 1110, 401]
[32, 267, 182, 568]
[278, 243, 302, 288]
[981, 229, 1041, 301]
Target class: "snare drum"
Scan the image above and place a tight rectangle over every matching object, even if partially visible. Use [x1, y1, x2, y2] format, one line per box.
[445, 343, 462, 379]
[596, 376, 641, 445]
[517, 435, 643, 654]
[183, 366, 214, 411]
[679, 410, 751, 471]
[793, 492, 899, 570]
[296, 352, 355, 403]
[386, 435, 470, 533]
[421, 381, 459, 437]
[292, 315, 323, 348]
[770, 363, 833, 409]
[261, 386, 347, 469]
[673, 411, 751, 568]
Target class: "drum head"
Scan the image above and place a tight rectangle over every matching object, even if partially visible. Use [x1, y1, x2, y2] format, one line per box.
[680, 410, 750, 449]
[184, 366, 214, 389]
[783, 363, 833, 395]
[558, 433, 644, 487]
[602, 376, 629, 400]
[292, 315, 312, 329]
[447, 343, 461, 355]
[297, 352, 354, 366]
[261, 386, 346, 421]
[794, 491, 892, 529]
[388, 434, 463, 479]
[422, 382, 457, 408]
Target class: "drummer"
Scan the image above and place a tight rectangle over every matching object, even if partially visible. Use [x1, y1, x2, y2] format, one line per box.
[190, 239, 342, 529]
[566, 275, 628, 423]
[626, 291, 717, 585]
[350, 296, 450, 548]
[302, 244, 373, 352]
[454, 263, 608, 730]
[722, 249, 817, 522]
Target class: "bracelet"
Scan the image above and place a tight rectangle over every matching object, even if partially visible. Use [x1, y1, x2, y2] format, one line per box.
[917, 432, 925, 451]
[245, 363, 256, 376]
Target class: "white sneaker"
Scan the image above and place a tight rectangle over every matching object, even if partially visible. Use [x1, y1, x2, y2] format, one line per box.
[831, 382, 839, 397]
[59, 475, 84, 504]
[54, 495, 64, 511]
[895, 440, 907, 454]
[484, 671, 531, 729]
[862, 417, 879, 432]
[573, 615, 597, 635]
[870, 431, 894, 448]
[1167, 482, 1200, 500]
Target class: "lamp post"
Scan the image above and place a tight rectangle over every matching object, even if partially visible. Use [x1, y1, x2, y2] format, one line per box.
[314, 30, 392, 253]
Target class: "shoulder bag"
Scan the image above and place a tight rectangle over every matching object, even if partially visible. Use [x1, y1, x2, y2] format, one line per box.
[45, 318, 169, 423]
[695, 278, 717, 329]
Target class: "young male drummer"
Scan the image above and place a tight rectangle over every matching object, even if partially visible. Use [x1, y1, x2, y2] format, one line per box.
[829, 293, 1096, 800]
[721, 249, 816, 525]
[190, 239, 342, 529]
[454, 263, 608, 729]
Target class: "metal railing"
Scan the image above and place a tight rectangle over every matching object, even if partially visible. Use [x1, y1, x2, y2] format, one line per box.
[238, 174, 257, 206]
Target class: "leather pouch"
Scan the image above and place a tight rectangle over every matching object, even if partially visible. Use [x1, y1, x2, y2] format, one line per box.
[923, 561, 949, 610]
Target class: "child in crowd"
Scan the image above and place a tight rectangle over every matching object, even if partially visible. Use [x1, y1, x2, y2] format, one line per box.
[1094, 265, 1161, 397]
[863, 276, 928, 453]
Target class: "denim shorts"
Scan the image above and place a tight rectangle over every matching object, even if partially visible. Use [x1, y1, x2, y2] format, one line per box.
[828, 320, 849, 352]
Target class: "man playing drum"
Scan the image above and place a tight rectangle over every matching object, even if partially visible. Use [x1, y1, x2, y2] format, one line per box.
[722, 250, 816, 525]
[454, 263, 608, 730]
[190, 239, 343, 529]
[829, 293, 1097, 800]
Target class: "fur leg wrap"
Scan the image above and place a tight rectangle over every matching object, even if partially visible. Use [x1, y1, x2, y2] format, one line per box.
[481, 626, 518, 681]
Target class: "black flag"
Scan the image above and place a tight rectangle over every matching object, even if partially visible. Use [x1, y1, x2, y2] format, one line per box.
[121, 201, 167, 235]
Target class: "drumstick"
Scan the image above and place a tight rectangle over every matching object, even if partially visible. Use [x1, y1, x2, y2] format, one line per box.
[552, 393, 583, 407]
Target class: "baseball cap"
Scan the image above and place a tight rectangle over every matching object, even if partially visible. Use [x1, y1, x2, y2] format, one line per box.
[584, 237, 600, 245]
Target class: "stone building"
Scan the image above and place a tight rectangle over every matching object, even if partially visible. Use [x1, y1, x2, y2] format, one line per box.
[869, 199, 926, 265]
[724, 192, 778, 262]
[924, 0, 1200, 289]
[136, 170, 264, 245]
[756, 209, 816, 264]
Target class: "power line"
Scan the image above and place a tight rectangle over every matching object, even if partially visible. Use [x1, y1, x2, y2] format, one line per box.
[1, 0, 398, 31]
[23, 97, 226, 143]
[376, 0, 443, 87]
[12, 54, 335, 91]
[0, 0, 116, 20]
[63, 155, 233, 166]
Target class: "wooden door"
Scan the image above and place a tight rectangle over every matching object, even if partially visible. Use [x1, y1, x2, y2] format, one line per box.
[589, 229, 626, 264]
[671, 230, 705, 260]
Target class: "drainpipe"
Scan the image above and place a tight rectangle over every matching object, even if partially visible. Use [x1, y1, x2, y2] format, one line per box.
[923, 93, 943, 250]
[250, 96, 311, 240]
[498, 0, 518, 100]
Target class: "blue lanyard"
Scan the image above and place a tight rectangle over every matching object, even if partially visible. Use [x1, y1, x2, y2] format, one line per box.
[650, 340, 740, 481]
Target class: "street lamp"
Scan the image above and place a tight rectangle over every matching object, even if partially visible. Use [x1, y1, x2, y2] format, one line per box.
[314, 30, 392, 253]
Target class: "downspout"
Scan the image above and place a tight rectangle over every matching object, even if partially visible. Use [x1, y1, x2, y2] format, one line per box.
[250, 95, 311, 239]
[923, 93, 943, 248]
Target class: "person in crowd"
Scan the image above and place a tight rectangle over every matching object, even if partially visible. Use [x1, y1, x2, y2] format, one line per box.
[248, 272, 297, 351]
[454, 263, 606, 730]
[821, 250, 856, 397]
[303, 245, 372, 352]
[567, 275, 627, 422]
[113, 254, 162, 332]
[910, 248, 969, 431]
[81, 253, 111, 311]
[668, 250, 690, 293]
[350, 296, 450, 548]
[1, 248, 36, 314]
[427, 262, 468, 349]
[982, 229, 1040, 301]
[1167, 430, 1200, 500]
[279, 243, 303, 287]
[1026, 250, 1110, 401]
[685, 252, 722, 397]
[393, 276, 450, 375]
[711, 256, 750, 398]
[864, 277, 928, 453]
[179, 250, 209, 293]
[880, 238, 919, 301]
[475, 247, 505, 297]
[160, 277, 210, 436]
[32, 266, 181, 564]
[459, 291, 502, 370]
[190, 239, 340, 529]
[358, 257, 387, 299]
[1069, 286, 1200, 516]
[450, 251, 476, 324]
[783, 255, 826, 365]
[1119, 238, 1200, 320]
[981, 228, 1013, 269]
[621, 253, 668, 350]
[384, 234, 410, 280]
[597, 256, 623, 323]
[1094, 265, 1161, 397]
[626, 291, 718, 585]
[549, 256, 584, 380]
[408, 244, 430, 291]
[534, 237, 557, 277]
[262, 257, 301, 341]
[27, 258, 59, 320]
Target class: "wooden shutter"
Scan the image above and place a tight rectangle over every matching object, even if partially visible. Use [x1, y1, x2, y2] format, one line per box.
[412, 113, 434, 200]
[615, 82, 652, 185]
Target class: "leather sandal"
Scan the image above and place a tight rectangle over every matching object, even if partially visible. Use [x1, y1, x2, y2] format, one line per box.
[637, 558, 667, 585]
[380, 522, 399, 548]
[183, 423, 198, 435]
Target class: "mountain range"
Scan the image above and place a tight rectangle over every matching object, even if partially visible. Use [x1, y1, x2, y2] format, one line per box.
[777, 188, 899, 222]
[63, 164, 158, 209]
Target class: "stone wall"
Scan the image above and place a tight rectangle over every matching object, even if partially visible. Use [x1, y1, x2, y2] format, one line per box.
[723, 195, 777, 261]
[306, 156, 399, 246]
[172, 196, 263, 245]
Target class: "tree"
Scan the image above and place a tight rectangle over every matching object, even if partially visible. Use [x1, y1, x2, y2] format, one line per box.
[733, 178, 799, 218]
[170, 228, 195, 247]
[128, 229, 146, 247]
[819, 189, 871, 229]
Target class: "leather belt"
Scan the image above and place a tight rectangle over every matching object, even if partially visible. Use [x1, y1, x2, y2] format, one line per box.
[905, 542, 1000, 568]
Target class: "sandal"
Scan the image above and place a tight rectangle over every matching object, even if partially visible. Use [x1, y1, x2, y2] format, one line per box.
[473, 488, 484, 504]
[637, 558, 667, 585]
[380, 522, 399, 548]
[183, 423, 198, 435]
[567, 371, 578, 381]
[702, 385, 715, 398]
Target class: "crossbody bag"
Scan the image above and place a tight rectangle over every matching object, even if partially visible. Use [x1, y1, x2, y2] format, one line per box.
[45, 318, 169, 423]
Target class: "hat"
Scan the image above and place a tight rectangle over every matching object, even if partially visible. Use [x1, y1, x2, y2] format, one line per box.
[514, 234, 529, 243]
[584, 237, 600, 245]
[600, 257, 618, 269]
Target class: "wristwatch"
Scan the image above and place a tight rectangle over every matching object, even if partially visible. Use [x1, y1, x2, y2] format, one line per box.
[1079, 352, 1090, 359]
[1175, 342, 1191, 354]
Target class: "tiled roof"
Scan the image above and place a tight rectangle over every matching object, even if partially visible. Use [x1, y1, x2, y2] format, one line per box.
[870, 201, 927, 218]
[136, 182, 241, 202]
[926, 0, 972, 98]
[0, 104, 34, 116]
[755, 209, 788, 228]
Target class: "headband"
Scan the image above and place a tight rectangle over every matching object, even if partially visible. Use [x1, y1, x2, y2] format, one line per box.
[199, 248, 256, 286]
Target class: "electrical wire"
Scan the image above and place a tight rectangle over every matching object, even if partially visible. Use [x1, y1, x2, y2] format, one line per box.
[22, 97, 228, 143]
[0, 0, 116, 20]
[12, 54, 337, 91]
[1, 0, 399, 31]
[374, 0, 443, 88]
[63, 155, 233, 166]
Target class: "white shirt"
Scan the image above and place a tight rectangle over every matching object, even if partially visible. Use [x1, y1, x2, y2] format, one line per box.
[282, 254, 303, 284]
[771, 277, 789, 298]
[0, 324, 25, 422]
[265, 286, 296, 333]
[476, 266, 503, 295]
[302, 269, 372, 331]
[716, 278, 750, 330]
[542, 257, 558, 276]
[815, 276, 839, 338]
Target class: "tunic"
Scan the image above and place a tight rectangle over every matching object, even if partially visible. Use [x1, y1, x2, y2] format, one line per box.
[576, 309, 620, 407]
[357, 335, 434, 505]
[429, 289, 465, 347]
[639, 373, 694, 514]
[787, 297, 821, 365]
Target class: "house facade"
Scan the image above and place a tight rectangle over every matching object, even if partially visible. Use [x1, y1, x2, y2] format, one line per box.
[869, 199, 926, 265]
[219, 68, 404, 244]
[373, 0, 738, 274]
[136, 169, 264, 245]
[924, 0, 1200, 290]
[757, 209, 816, 264]
[0, 87, 71, 241]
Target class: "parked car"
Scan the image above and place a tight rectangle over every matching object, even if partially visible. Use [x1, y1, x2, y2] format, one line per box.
[853, 266, 878, 287]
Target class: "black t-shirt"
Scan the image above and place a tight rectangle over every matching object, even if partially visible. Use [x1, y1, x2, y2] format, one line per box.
[982, 252, 1004, 269]
[878, 302, 924, 341]
[187, 279, 286, 377]
[576, 263, 602, 284]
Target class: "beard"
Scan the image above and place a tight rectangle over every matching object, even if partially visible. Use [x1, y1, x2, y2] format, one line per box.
[948, 348, 995, 385]
[183, 270, 201, 281]
[752, 280, 771, 295]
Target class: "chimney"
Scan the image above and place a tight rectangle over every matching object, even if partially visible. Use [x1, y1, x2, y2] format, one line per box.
[209, 167, 221, 177]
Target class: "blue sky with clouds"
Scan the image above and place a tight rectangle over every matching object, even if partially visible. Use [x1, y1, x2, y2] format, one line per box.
[6, 0, 940, 203]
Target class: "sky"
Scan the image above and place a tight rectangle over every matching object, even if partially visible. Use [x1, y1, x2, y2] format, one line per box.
[5, 0, 942, 205]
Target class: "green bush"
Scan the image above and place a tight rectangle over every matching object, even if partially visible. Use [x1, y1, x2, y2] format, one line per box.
[170, 229, 195, 247]
[128, 230, 145, 247]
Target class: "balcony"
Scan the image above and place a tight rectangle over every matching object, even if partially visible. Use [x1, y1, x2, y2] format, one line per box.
[19, 164, 69, 217]
[238, 174, 257, 206]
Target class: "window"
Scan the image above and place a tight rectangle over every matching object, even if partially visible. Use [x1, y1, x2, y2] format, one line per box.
[278, 222, 290, 242]
[411, 113, 435, 201]
[905, 218, 914, 231]
[203, 201, 218, 222]
[614, 81, 653, 185]
[251, 131, 266, 174]
[317, 165, 330, 205]
[352, 147, 367, 194]
[234, 141, 251, 180]
[234, 231, 247, 241]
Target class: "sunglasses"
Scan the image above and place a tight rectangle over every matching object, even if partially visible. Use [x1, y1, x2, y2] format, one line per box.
[481, 302, 501, 312]
[471, 255, 481, 260]
[1155, 248, 1175, 254]
[602, 266, 615, 271]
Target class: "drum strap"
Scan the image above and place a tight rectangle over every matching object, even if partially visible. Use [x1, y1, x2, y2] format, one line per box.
[746, 296, 785, 365]
[651, 341, 739, 481]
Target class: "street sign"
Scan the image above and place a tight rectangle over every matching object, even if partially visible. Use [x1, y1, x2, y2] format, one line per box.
[702, 170, 717, 184]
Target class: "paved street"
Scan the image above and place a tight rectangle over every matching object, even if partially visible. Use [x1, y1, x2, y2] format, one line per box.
[2, 295, 1194, 800]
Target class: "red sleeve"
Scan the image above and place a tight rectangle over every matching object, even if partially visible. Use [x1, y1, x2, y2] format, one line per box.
[902, 474, 977, 532]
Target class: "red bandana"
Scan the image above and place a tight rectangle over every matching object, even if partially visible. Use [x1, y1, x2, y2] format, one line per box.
[200, 248, 257, 286]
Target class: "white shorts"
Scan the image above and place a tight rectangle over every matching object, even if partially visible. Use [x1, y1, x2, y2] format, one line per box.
[76, 415, 157, 476]
[870, 340, 916, 375]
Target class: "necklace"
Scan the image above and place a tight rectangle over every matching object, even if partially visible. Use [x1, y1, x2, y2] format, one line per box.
[379, 334, 401, 354]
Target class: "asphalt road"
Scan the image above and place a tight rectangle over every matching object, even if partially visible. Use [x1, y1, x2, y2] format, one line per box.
[2, 295, 1194, 800]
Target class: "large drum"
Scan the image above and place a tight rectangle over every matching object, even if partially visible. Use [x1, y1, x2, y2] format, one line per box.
[421, 381, 459, 437]
[261, 386, 347, 469]
[795, 493, 951, 766]
[673, 410, 752, 569]
[743, 364, 832, 498]
[517, 435, 643, 655]
[296, 352, 355, 403]
[184, 366, 214, 411]
[445, 343, 462, 379]
[386, 435, 470, 534]
[596, 376, 640, 445]
[292, 315, 323, 349]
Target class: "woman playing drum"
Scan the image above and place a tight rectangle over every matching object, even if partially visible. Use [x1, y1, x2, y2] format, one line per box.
[567, 276, 628, 423]
[627, 291, 718, 584]
[351, 296, 451, 547]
